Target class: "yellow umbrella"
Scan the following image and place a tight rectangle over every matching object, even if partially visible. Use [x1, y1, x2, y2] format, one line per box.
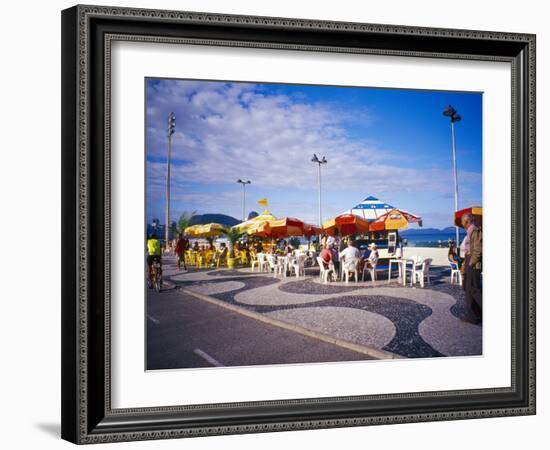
[232, 210, 276, 235]
[369, 209, 422, 231]
[184, 223, 227, 238]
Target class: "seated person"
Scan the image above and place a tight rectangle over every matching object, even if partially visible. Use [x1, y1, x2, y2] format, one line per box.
[365, 243, 379, 268]
[448, 241, 462, 268]
[212, 243, 228, 266]
[319, 243, 333, 269]
[283, 241, 293, 255]
[248, 243, 256, 258]
[339, 239, 361, 267]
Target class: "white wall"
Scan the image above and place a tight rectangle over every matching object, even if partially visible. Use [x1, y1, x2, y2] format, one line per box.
[0, 0, 545, 448]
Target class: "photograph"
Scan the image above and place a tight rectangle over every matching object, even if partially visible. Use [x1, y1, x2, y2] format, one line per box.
[57, 3, 536, 444]
[145, 78, 484, 370]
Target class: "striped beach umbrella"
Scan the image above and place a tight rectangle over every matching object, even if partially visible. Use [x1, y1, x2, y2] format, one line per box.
[232, 209, 276, 235]
[184, 223, 227, 238]
[346, 196, 395, 221]
[369, 209, 423, 231]
[250, 218, 322, 239]
[262, 217, 307, 238]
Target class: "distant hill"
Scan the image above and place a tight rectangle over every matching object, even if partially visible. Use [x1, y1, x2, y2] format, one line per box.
[188, 213, 240, 228]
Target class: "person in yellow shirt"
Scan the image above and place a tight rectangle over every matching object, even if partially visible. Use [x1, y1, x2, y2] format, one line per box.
[146, 234, 162, 287]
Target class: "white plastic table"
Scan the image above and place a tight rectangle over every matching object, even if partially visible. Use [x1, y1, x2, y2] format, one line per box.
[388, 258, 416, 286]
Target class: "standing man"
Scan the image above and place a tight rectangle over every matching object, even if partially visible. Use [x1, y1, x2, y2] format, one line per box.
[175, 233, 188, 271]
[461, 213, 482, 324]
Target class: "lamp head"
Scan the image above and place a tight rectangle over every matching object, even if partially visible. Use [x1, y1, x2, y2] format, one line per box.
[168, 112, 176, 136]
[443, 105, 456, 117]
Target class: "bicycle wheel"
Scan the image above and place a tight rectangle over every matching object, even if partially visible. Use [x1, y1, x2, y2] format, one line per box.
[155, 270, 162, 292]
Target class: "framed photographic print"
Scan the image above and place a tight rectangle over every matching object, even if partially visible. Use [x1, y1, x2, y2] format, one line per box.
[61, 4, 536, 444]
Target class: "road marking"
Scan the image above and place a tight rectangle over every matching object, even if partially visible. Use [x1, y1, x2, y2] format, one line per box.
[193, 348, 224, 367]
[147, 314, 160, 325]
[182, 287, 401, 360]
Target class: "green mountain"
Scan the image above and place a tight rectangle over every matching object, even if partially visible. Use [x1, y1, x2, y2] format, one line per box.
[188, 213, 240, 228]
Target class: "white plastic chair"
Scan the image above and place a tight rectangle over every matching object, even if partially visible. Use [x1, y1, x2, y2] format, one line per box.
[362, 251, 379, 282]
[266, 254, 278, 274]
[362, 261, 377, 282]
[403, 255, 422, 284]
[412, 258, 432, 287]
[395, 246, 403, 259]
[450, 261, 462, 285]
[290, 254, 307, 278]
[317, 257, 334, 283]
[275, 255, 288, 277]
[343, 258, 359, 283]
[251, 253, 265, 272]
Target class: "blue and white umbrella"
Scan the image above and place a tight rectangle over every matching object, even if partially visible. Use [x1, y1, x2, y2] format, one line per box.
[345, 196, 395, 221]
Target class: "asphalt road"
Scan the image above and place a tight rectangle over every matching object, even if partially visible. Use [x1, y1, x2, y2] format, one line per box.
[146, 288, 372, 370]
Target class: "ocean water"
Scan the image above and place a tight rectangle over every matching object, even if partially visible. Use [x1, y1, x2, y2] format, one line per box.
[402, 231, 466, 248]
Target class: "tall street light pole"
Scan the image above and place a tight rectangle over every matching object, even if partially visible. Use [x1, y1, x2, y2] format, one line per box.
[443, 105, 462, 250]
[237, 179, 251, 221]
[311, 154, 328, 236]
[166, 112, 176, 247]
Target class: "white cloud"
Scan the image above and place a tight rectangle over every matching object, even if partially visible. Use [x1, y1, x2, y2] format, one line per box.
[145, 80, 481, 225]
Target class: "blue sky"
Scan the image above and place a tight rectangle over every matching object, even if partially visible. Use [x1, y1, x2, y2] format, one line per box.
[146, 79, 482, 229]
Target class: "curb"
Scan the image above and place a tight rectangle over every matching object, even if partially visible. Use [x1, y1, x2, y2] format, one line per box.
[179, 287, 403, 361]
[161, 280, 177, 291]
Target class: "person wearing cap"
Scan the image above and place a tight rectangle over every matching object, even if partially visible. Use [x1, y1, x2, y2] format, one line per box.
[363, 243, 379, 271]
[368, 243, 379, 262]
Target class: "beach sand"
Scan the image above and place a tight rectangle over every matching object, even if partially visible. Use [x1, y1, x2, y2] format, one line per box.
[401, 247, 450, 267]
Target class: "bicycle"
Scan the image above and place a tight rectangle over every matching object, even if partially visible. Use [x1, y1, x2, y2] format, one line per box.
[148, 258, 163, 292]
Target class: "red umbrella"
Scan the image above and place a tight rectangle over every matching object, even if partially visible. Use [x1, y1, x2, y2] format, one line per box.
[252, 217, 319, 239]
[454, 206, 482, 228]
[303, 223, 322, 237]
[322, 214, 370, 236]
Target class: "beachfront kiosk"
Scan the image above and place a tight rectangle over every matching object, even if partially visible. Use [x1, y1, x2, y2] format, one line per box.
[341, 196, 422, 259]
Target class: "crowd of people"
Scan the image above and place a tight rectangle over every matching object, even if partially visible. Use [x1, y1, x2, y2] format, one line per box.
[147, 217, 482, 325]
[318, 232, 379, 281]
[148, 230, 384, 282]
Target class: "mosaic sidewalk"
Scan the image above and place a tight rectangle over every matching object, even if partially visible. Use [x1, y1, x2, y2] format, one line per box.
[166, 264, 482, 359]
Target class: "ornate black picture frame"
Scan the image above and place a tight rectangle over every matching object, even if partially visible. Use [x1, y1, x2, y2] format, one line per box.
[61, 4, 536, 444]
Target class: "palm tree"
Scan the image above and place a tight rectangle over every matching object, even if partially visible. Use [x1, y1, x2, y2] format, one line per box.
[223, 228, 244, 259]
[177, 211, 196, 235]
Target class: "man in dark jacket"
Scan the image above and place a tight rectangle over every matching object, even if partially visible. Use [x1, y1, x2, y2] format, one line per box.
[461, 213, 482, 324]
